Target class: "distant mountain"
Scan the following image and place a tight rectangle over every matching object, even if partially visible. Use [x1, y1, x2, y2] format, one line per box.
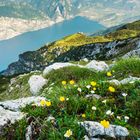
[1, 20, 140, 76]
[1, 0, 140, 40]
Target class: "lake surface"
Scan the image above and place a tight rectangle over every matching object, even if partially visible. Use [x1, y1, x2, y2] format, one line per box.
[0, 16, 105, 71]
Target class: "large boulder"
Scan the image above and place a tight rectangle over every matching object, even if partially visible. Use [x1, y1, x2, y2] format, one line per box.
[28, 75, 47, 95]
[80, 121, 129, 139]
[0, 106, 25, 134]
[0, 96, 46, 111]
[43, 62, 77, 76]
[85, 60, 108, 71]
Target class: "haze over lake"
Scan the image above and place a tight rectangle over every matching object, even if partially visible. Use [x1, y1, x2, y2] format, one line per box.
[0, 16, 105, 71]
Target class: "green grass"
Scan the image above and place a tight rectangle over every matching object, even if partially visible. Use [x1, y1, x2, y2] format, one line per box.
[0, 71, 41, 101]
[1, 58, 140, 139]
[110, 57, 140, 79]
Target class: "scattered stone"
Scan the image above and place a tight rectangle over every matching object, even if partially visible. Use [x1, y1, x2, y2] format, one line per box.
[109, 76, 140, 85]
[82, 58, 89, 62]
[28, 75, 47, 95]
[0, 96, 46, 111]
[25, 123, 32, 140]
[120, 76, 140, 85]
[85, 60, 108, 71]
[80, 121, 129, 138]
[109, 79, 120, 86]
[0, 106, 25, 133]
[85, 94, 101, 100]
[43, 62, 78, 76]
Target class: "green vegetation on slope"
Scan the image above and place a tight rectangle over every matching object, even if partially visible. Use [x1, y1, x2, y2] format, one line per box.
[1, 58, 140, 139]
[39, 20, 140, 63]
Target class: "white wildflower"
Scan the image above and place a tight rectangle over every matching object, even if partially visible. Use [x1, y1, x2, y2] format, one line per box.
[92, 106, 97, 111]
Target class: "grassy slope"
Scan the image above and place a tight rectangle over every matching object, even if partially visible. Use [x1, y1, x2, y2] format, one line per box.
[1, 58, 140, 140]
[39, 20, 140, 63]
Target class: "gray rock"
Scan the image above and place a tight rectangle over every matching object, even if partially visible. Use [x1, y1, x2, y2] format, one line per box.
[28, 75, 47, 95]
[0, 106, 25, 134]
[43, 62, 83, 76]
[113, 125, 129, 137]
[85, 94, 101, 100]
[109, 76, 140, 85]
[25, 124, 32, 140]
[79, 121, 129, 138]
[85, 60, 109, 71]
[0, 96, 46, 111]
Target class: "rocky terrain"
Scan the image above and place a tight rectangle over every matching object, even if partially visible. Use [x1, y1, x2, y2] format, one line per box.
[0, 19, 140, 139]
[1, 0, 140, 40]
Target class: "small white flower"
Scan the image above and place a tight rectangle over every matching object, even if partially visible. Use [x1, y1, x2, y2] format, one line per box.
[86, 85, 91, 89]
[66, 98, 69, 101]
[117, 116, 121, 120]
[91, 90, 95, 94]
[102, 100, 107, 104]
[92, 106, 97, 111]
[124, 116, 129, 122]
[77, 87, 82, 92]
[110, 112, 114, 116]
[122, 93, 128, 97]
[106, 110, 112, 115]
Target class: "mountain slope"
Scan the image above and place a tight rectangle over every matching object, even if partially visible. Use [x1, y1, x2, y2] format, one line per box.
[1, 20, 140, 76]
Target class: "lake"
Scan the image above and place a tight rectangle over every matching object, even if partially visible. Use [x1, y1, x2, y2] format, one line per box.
[0, 16, 105, 71]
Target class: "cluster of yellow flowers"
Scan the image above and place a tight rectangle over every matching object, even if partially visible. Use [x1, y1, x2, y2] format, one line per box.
[40, 100, 52, 107]
[62, 80, 75, 85]
[40, 96, 66, 107]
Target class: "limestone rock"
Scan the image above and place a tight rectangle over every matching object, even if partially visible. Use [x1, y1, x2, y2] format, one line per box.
[85, 60, 108, 71]
[80, 121, 129, 138]
[0, 106, 25, 133]
[43, 62, 77, 76]
[28, 75, 47, 95]
[0, 96, 46, 111]
[109, 76, 140, 85]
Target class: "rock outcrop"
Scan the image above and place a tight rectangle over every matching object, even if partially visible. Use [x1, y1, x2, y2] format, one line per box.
[0, 96, 46, 134]
[28, 75, 47, 95]
[80, 121, 129, 139]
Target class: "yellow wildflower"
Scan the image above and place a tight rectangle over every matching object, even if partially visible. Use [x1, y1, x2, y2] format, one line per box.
[100, 120, 110, 128]
[46, 101, 51, 107]
[62, 81, 67, 85]
[40, 100, 46, 106]
[69, 80, 75, 85]
[90, 81, 97, 86]
[64, 129, 73, 138]
[82, 114, 86, 118]
[108, 86, 115, 92]
[60, 96, 65, 102]
[93, 87, 96, 91]
[107, 72, 112, 77]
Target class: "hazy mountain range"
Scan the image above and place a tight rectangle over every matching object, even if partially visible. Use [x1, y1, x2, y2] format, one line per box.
[1, 0, 140, 40]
